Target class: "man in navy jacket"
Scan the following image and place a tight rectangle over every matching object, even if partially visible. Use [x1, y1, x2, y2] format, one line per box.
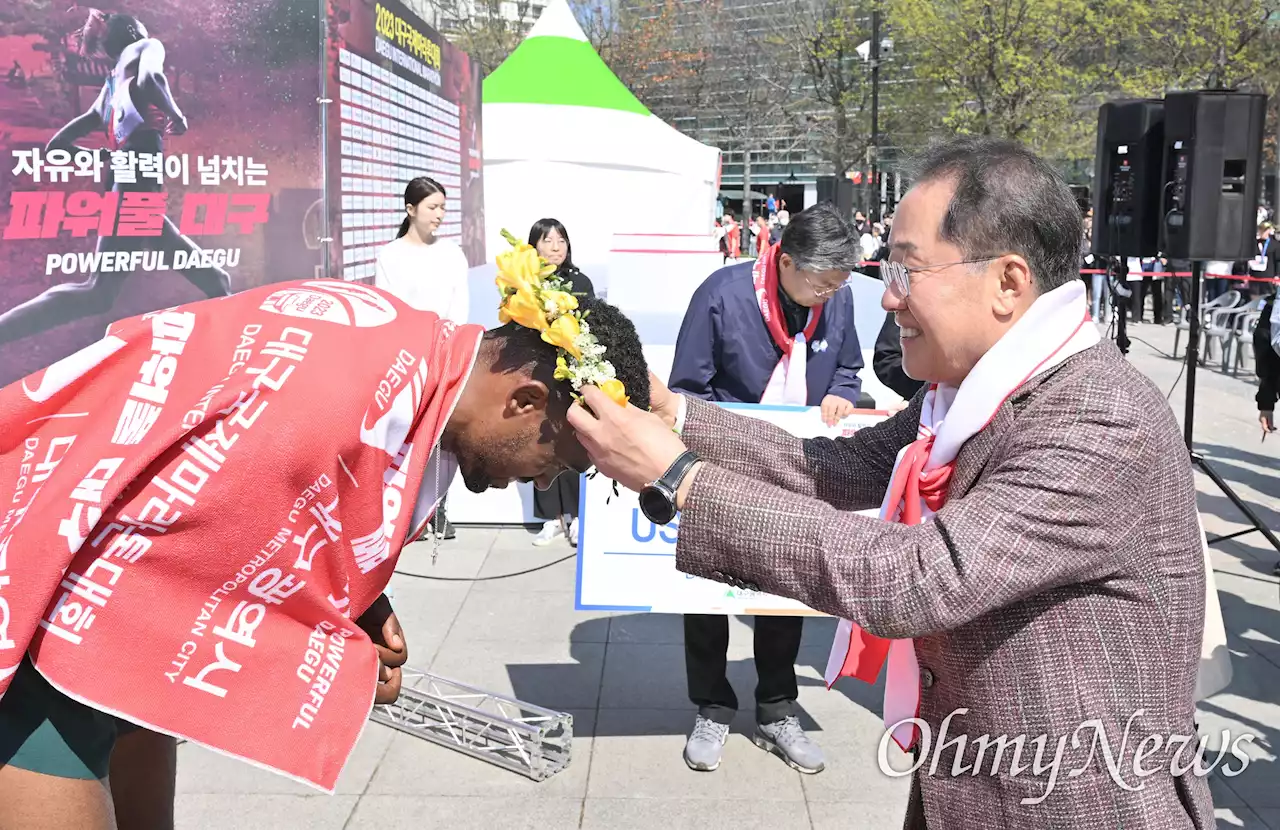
[668, 202, 864, 775]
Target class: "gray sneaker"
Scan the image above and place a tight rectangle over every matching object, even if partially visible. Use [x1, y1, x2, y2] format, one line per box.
[684, 716, 730, 771]
[754, 715, 825, 774]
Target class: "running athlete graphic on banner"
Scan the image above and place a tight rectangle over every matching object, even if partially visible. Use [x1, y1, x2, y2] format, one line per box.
[0, 9, 231, 348]
[0, 236, 648, 827]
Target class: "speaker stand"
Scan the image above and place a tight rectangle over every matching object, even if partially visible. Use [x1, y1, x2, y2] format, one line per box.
[1111, 258, 1131, 355]
[1182, 261, 1280, 575]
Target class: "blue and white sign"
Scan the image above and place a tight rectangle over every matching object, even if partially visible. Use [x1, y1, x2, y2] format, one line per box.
[574, 403, 887, 614]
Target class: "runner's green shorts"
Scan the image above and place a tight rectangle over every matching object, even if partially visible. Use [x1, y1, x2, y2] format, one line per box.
[0, 656, 133, 780]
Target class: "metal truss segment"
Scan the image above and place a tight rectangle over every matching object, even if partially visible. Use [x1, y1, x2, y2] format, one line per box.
[369, 667, 573, 781]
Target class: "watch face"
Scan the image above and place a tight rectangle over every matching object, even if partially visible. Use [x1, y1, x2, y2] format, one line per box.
[639, 485, 676, 525]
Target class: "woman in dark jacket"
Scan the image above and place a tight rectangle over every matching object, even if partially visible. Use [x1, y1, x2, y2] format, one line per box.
[526, 218, 594, 546]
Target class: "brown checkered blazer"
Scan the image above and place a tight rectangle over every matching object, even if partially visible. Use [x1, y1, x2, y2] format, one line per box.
[676, 341, 1214, 830]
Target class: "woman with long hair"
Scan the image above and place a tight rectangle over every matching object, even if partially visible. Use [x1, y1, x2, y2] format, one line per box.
[0, 9, 230, 347]
[375, 176, 470, 540]
[527, 218, 593, 546]
[374, 176, 470, 324]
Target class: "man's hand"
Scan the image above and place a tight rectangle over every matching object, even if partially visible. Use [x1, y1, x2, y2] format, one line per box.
[567, 385, 689, 493]
[356, 594, 408, 705]
[820, 394, 856, 427]
[647, 371, 680, 429]
[1261, 410, 1276, 441]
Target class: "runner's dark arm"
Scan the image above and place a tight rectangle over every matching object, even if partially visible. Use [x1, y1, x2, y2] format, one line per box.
[356, 593, 408, 705]
[45, 110, 102, 155]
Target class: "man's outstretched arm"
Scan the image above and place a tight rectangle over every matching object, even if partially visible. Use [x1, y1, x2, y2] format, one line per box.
[669, 389, 920, 512]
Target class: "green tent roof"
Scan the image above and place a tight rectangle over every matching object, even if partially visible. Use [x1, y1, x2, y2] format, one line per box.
[482, 3, 650, 115]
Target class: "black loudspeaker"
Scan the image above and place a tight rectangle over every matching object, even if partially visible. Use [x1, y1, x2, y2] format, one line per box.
[1161, 90, 1267, 261]
[1091, 99, 1165, 257]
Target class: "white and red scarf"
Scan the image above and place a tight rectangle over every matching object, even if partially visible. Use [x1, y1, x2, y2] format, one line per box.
[0, 280, 481, 791]
[823, 280, 1100, 751]
[754, 242, 822, 404]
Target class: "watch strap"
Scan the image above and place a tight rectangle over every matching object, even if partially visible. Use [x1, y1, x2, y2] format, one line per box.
[657, 449, 700, 493]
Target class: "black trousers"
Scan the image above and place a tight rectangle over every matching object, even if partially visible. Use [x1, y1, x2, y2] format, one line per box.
[533, 471, 579, 521]
[427, 495, 448, 533]
[684, 613, 802, 725]
[1130, 276, 1165, 322]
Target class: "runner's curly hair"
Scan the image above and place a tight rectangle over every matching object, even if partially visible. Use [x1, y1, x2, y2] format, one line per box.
[484, 297, 651, 412]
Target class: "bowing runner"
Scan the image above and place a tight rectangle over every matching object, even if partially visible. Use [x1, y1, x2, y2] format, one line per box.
[669, 202, 865, 775]
[0, 234, 649, 829]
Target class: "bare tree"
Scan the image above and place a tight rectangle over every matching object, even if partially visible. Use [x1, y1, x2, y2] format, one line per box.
[776, 0, 874, 181]
[419, 0, 541, 77]
[643, 0, 798, 222]
[576, 0, 706, 105]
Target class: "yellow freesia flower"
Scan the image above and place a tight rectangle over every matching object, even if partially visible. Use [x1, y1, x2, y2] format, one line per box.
[499, 286, 548, 331]
[495, 268, 533, 295]
[600, 378, 628, 407]
[542, 290, 579, 316]
[541, 313, 582, 359]
[554, 355, 574, 381]
[495, 246, 544, 288]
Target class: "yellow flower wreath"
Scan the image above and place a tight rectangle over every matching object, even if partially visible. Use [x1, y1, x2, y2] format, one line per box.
[495, 229, 628, 407]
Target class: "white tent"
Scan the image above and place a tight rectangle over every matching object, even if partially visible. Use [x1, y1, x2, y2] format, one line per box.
[480, 0, 721, 285]
[452, 5, 723, 526]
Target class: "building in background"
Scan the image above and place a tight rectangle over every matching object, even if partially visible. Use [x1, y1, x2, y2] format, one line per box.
[406, 0, 546, 55]
[611, 0, 913, 221]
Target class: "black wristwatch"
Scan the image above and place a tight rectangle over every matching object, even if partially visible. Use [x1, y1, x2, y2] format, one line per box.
[638, 450, 700, 525]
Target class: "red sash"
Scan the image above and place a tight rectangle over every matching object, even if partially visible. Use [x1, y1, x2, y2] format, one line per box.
[753, 243, 821, 404]
[0, 279, 481, 791]
[753, 243, 821, 353]
[828, 418, 953, 749]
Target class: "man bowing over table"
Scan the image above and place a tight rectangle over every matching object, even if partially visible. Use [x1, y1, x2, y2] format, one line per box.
[569, 136, 1215, 830]
[668, 202, 865, 776]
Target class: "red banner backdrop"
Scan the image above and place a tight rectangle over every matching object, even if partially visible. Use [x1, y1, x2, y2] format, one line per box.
[0, 0, 326, 389]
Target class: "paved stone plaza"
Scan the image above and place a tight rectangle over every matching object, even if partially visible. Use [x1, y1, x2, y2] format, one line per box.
[175, 321, 1280, 829]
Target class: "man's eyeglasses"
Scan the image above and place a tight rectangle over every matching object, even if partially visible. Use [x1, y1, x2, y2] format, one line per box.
[803, 272, 854, 298]
[880, 257, 1001, 298]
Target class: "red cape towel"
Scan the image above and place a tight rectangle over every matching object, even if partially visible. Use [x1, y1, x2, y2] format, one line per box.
[0, 279, 482, 791]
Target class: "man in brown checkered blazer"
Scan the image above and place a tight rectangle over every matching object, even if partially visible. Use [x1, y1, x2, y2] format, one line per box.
[569, 137, 1216, 829]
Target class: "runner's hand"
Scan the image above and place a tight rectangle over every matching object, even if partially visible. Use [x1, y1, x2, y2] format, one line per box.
[1261, 410, 1276, 441]
[357, 594, 408, 704]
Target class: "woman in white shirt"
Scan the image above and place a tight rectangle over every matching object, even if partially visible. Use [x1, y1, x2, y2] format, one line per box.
[375, 176, 470, 540]
[374, 176, 470, 325]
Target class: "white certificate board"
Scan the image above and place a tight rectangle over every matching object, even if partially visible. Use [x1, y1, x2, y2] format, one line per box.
[574, 402, 888, 614]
